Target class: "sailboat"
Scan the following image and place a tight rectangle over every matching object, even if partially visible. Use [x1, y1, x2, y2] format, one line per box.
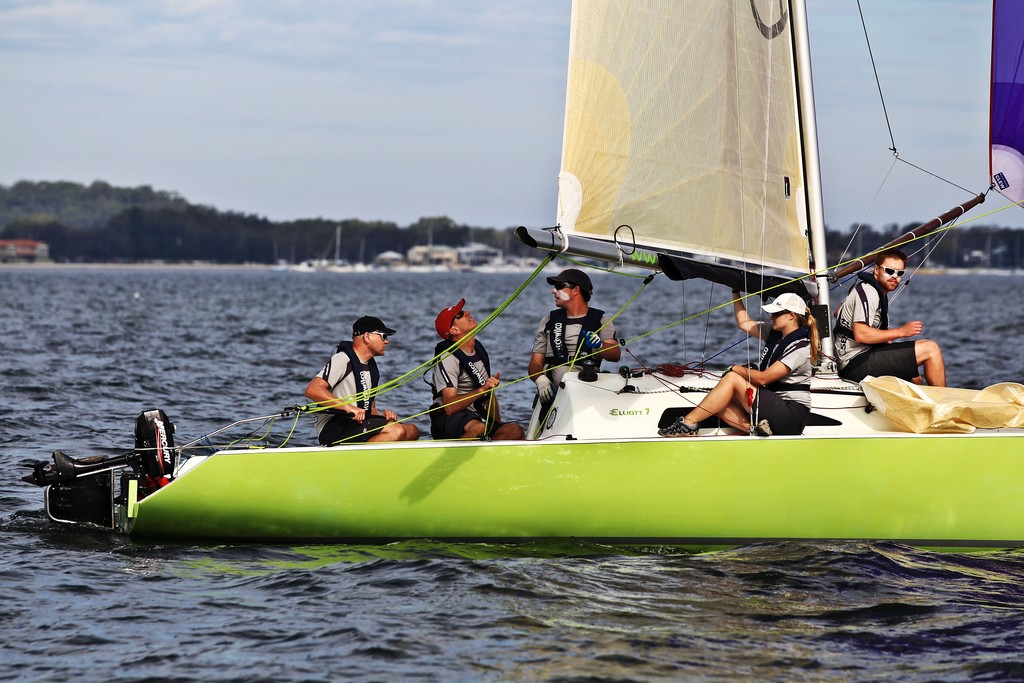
[23, 0, 1024, 548]
[289, 225, 366, 272]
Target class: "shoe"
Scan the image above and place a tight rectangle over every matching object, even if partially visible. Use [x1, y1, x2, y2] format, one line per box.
[658, 417, 699, 437]
[754, 419, 773, 437]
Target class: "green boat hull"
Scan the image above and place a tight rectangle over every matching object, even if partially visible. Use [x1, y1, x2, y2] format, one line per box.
[127, 433, 1024, 547]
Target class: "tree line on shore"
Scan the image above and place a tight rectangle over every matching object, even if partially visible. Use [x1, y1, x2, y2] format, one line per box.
[0, 181, 533, 264]
[2, 180, 1022, 268]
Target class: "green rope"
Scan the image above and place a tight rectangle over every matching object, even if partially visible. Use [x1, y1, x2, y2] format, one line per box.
[304, 253, 557, 433]
[312, 196, 1022, 443]
[529, 269, 656, 435]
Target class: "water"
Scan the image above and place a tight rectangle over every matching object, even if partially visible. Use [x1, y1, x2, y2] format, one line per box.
[4, 265, 1024, 682]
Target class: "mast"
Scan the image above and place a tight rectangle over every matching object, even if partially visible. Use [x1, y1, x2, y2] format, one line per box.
[790, 0, 835, 364]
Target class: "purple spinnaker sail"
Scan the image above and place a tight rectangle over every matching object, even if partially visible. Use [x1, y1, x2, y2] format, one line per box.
[992, 0, 1024, 203]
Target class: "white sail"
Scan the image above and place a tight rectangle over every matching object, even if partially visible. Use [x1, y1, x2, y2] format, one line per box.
[559, 0, 812, 274]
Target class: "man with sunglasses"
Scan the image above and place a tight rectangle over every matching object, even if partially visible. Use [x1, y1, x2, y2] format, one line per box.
[528, 268, 621, 403]
[834, 248, 946, 386]
[429, 299, 525, 441]
[305, 315, 421, 445]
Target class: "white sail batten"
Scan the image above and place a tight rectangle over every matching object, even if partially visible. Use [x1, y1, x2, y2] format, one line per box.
[559, 0, 811, 274]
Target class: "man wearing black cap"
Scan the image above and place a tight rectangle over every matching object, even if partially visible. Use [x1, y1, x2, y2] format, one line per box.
[305, 315, 420, 446]
[429, 299, 524, 441]
[528, 268, 621, 402]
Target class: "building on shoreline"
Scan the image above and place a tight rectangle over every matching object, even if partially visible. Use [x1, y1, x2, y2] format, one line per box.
[0, 239, 50, 263]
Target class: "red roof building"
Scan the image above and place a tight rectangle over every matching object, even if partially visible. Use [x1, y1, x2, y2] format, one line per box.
[0, 239, 50, 262]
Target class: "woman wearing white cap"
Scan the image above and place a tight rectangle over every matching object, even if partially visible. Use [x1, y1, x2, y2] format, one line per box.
[659, 291, 820, 437]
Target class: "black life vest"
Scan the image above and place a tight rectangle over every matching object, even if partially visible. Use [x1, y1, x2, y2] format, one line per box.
[544, 307, 605, 370]
[431, 339, 492, 413]
[334, 340, 380, 410]
[758, 327, 811, 394]
[834, 272, 889, 343]
[433, 340, 491, 387]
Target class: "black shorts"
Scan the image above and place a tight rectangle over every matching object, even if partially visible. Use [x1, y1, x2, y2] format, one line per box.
[430, 407, 507, 440]
[753, 389, 811, 436]
[839, 341, 918, 383]
[318, 414, 389, 446]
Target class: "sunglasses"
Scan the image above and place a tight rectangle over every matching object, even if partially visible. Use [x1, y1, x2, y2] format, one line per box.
[554, 282, 576, 290]
[881, 266, 905, 278]
[454, 310, 466, 320]
[367, 331, 390, 341]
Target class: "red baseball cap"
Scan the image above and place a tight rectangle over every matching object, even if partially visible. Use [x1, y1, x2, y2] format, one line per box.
[434, 298, 466, 339]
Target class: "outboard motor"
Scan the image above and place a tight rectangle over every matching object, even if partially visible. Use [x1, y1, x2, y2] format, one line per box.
[22, 409, 177, 529]
[135, 409, 175, 489]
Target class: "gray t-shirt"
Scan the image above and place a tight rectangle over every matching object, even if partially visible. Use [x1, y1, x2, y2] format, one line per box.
[313, 351, 373, 435]
[755, 321, 812, 408]
[430, 347, 490, 418]
[834, 282, 883, 368]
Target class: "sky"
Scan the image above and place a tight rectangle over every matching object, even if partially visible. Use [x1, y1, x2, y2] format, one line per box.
[0, 0, 1018, 232]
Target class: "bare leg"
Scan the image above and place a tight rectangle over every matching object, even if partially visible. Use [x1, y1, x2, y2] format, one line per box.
[457, 419, 519, 440]
[491, 422, 525, 440]
[915, 339, 946, 387]
[368, 421, 420, 442]
[458, 418, 524, 440]
[684, 373, 754, 431]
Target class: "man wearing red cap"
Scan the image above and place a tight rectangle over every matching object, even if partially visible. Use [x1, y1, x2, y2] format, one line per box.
[429, 299, 524, 441]
[528, 268, 621, 403]
[305, 315, 420, 446]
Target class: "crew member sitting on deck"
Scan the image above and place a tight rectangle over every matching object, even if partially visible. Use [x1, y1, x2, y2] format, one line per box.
[429, 299, 524, 441]
[659, 291, 820, 437]
[833, 248, 946, 387]
[305, 315, 420, 446]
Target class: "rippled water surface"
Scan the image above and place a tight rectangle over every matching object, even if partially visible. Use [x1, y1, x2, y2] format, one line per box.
[4, 266, 1024, 681]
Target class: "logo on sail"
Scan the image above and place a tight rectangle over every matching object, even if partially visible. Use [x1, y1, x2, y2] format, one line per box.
[994, 172, 1010, 191]
[750, 0, 789, 40]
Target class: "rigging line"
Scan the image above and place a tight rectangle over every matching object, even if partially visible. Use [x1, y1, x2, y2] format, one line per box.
[699, 280, 716, 365]
[304, 253, 556, 415]
[889, 237, 942, 308]
[828, 188, 1010, 281]
[679, 280, 688, 370]
[838, 156, 899, 267]
[377, 253, 561, 432]
[526, 272, 658, 433]
[426, 252, 559, 418]
[856, 0, 897, 153]
[274, 409, 302, 449]
[617, 344, 691, 395]
[566, 269, 654, 372]
[394, 250, 555, 390]
[221, 416, 279, 450]
[857, 1, 975, 197]
[619, 338, 741, 397]
[893, 156, 977, 195]
[743, 0, 782, 417]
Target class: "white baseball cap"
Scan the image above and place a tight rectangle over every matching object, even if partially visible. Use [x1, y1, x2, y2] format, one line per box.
[762, 292, 809, 316]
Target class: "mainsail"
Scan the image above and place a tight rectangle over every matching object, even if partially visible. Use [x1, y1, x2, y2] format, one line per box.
[557, 0, 813, 274]
[992, 0, 1024, 204]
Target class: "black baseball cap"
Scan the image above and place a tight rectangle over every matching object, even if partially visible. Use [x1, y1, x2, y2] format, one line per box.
[546, 268, 593, 293]
[352, 315, 396, 337]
